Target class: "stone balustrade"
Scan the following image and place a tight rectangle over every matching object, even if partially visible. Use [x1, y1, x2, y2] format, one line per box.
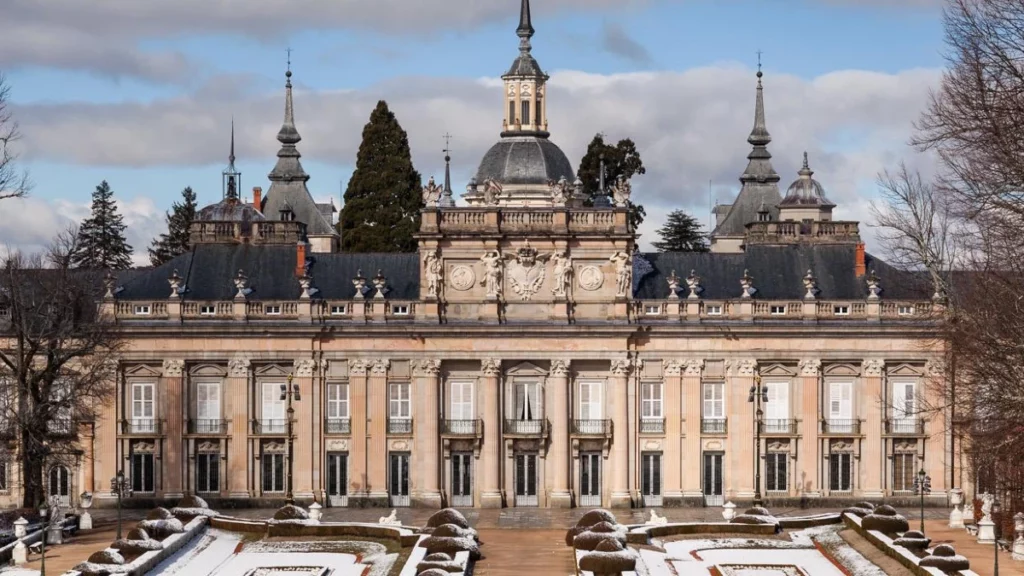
[421, 207, 630, 236]
[634, 298, 938, 322]
[744, 220, 861, 245]
[189, 220, 306, 245]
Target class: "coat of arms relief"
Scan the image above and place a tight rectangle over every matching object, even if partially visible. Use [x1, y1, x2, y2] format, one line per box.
[505, 240, 552, 301]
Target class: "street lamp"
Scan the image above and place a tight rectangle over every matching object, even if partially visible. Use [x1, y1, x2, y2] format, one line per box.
[993, 497, 1002, 576]
[110, 470, 132, 540]
[747, 374, 769, 507]
[280, 374, 301, 505]
[38, 500, 48, 576]
[913, 469, 932, 533]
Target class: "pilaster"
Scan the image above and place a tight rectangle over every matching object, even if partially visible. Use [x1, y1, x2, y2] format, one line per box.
[348, 360, 369, 502]
[367, 359, 390, 504]
[728, 359, 756, 499]
[548, 359, 571, 508]
[292, 359, 316, 499]
[662, 360, 684, 505]
[797, 360, 822, 498]
[610, 357, 632, 508]
[682, 360, 704, 500]
[227, 357, 250, 498]
[925, 360, 948, 494]
[413, 359, 443, 508]
[860, 359, 884, 498]
[480, 358, 503, 508]
[161, 359, 185, 498]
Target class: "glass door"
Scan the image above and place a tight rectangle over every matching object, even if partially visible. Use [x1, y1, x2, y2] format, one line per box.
[389, 452, 410, 507]
[451, 452, 473, 507]
[514, 453, 538, 507]
[326, 452, 348, 507]
[641, 453, 663, 507]
[703, 452, 724, 506]
[579, 452, 601, 507]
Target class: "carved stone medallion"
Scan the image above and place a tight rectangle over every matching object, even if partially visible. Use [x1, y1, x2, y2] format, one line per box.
[578, 266, 604, 291]
[449, 265, 476, 291]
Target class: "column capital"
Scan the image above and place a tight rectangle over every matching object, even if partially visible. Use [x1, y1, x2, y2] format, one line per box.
[481, 358, 502, 376]
[861, 359, 884, 377]
[370, 359, 390, 376]
[228, 355, 250, 378]
[926, 358, 946, 377]
[550, 359, 571, 377]
[799, 359, 822, 377]
[293, 358, 316, 377]
[728, 359, 757, 377]
[664, 360, 684, 376]
[348, 359, 370, 376]
[610, 357, 636, 376]
[161, 359, 185, 377]
[683, 359, 704, 377]
[413, 359, 442, 377]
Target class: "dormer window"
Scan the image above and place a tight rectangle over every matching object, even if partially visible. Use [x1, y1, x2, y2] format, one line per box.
[265, 305, 282, 316]
[644, 305, 661, 316]
[391, 305, 409, 316]
[833, 305, 850, 316]
[706, 305, 723, 316]
[758, 212, 770, 222]
[200, 305, 216, 316]
[330, 305, 347, 316]
[770, 305, 786, 315]
[897, 305, 914, 316]
[133, 305, 151, 316]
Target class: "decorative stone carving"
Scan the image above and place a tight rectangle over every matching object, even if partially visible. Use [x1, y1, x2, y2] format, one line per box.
[683, 359, 704, 376]
[196, 441, 220, 453]
[352, 270, 368, 299]
[482, 178, 503, 205]
[132, 441, 156, 454]
[927, 359, 946, 377]
[830, 439, 854, 452]
[162, 359, 185, 378]
[550, 359, 570, 377]
[371, 359, 390, 376]
[481, 358, 501, 376]
[866, 270, 882, 300]
[663, 360, 684, 376]
[981, 493, 994, 522]
[578, 266, 604, 291]
[424, 250, 442, 299]
[233, 269, 249, 299]
[611, 175, 632, 207]
[348, 359, 369, 376]
[263, 441, 287, 454]
[893, 440, 917, 453]
[326, 439, 349, 452]
[506, 240, 551, 301]
[803, 270, 819, 300]
[549, 177, 572, 206]
[168, 269, 183, 298]
[414, 359, 442, 377]
[228, 357, 250, 378]
[734, 359, 757, 377]
[610, 359, 632, 376]
[551, 251, 573, 299]
[609, 251, 632, 298]
[449, 265, 476, 292]
[767, 440, 790, 452]
[479, 251, 504, 298]
[372, 270, 388, 299]
[686, 270, 703, 300]
[799, 359, 822, 377]
[667, 270, 681, 299]
[862, 359, 884, 377]
[103, 271, 117, 299]
[293, 359, 316, 377]
[740, 269, 757, 299]
[422, 176, 443, 207]
[298, 274, 316, 299]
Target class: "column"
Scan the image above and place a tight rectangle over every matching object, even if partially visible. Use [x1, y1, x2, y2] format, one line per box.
[610, 358, 632, 508]
[797, 360, 821, 497]
[480, 358, 503, 508]
[161, 359, 185, 499]
[413, 359, 442, 507]
[924, 360, 948, 497]
[662, 360, 684, 504]
[549, 359, 571, 508]
[348, 360, 369, 502]
[367, 359, 389, 504]
[682, 360, 704, 502]
[860, 359, 884, 498]
[227, 357, 250, 498]
[729, 359, 756, 500]
[292, 359, 315, 499]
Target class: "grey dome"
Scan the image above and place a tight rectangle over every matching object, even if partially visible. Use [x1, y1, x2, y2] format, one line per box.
[197, 198, 266, 223]
[781, 152, 835, 207]
[474, 136, 575, 186]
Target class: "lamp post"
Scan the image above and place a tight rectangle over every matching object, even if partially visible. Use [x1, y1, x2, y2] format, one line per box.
[747, 374, 769, 507]
[993, 497, 1002, 576]
[280, 374, 301, 505]
[913, 468, 932, 533]
[38, 500, 47, 576]
[110, 470, 132, 540]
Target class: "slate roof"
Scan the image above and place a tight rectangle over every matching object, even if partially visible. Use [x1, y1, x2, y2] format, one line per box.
[474, 136, 575, 186]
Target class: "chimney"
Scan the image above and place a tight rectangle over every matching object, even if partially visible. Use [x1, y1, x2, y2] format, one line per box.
[295, 242, 307, 277]
[855, 242, 867, 277]
[253, 187, 262, 210]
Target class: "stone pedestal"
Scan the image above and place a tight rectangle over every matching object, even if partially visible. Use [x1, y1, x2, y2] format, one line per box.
[949, 505, 964, 530]
[977, 519, 996, 544]
[79, 511, 93, 530]
[1013, 536, 1024, 561]
[12, 540, 26, 565]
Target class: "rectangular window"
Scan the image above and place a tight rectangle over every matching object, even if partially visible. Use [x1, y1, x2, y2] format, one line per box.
[196, 453, 220, 493]
[48, 379, 73, 434]
[644, 305, 661, 315]
[833, 305, 850, 316]
[0, 459, 7, 491]
[261, 382, 286, 433]
[829, 453, 853, 491]
[327, 383, 349, 419]
[131, 452, 155, 493]
[262, 452, 285, 492]
[391, 305, 409, 316]
[641, 382, 663, 419]
[578, 381, 602, 420]
[199, 305, 216, 316]
[703, 382, 725, 419]
[897, 305, 914, 316]
[893, 453, 917, 492]
[514, 382, 540, 421]
[706, 305, 723, 316]
[770, 305, 786, 315]
[389, 382, 411, 419]
[196, 381, 221, 432]
[330, 305, 347, 315]
[766, 453, 788, 492]
[449, 381, 474, 420]
[764, 381, 790, 432]
[509, 100, 516, 124]
[828, 381, 853, 431]
[892, 380, 916, 420]
[131, 382, 155, 432]
[265, 305, 281, 315]
[641, 453, 662, 501]
[133, 305, 151, 316]
[521, 100, 531, 125]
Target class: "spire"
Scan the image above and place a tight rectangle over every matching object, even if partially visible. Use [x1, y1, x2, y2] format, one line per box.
[229, 117, 236, 167]
[269, 50, 309, 183]
[517, 0, 535, 50]
[799, 151, 813, 176]
[223, 117, 241, 200]
[441, 133, 455, 207]
[739, 60, 779, 185]
[749, 66, 771, 147]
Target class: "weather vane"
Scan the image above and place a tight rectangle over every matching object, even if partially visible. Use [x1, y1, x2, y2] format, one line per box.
[286, 47, 293, 72]
[443, 133, 453, 157]
[756, 49, 763, 73]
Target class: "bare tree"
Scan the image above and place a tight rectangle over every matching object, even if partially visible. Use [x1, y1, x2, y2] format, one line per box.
[0, 73, 30, 201]
[0, 229, 123, 507]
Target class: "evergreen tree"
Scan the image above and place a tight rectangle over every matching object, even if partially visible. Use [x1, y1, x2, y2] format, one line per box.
[652, 209, 710, 252]
[71, 180, 134, 269]
[148, 186, 197, 266]
[576, 133, 647, 229]
[340, 101, 423, 252]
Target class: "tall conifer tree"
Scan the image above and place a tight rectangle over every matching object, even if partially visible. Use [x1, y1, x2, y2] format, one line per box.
[652, 209, 709, 252]
[71, 180, 134, 269]
[576, 133, 647, 229]
[340, 101, 423, 252]
[148, 186, 197, 266]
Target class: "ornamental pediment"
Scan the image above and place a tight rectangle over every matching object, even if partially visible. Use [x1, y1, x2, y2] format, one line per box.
[124, 364, 162, 378]
[254, 364, 293, 377]
[759, 363, 796, 377]
[823, 363, 860, 377]
[190, 363, 227, 377]
[505, 361, 547, 376]
[887, 363, 925, 377]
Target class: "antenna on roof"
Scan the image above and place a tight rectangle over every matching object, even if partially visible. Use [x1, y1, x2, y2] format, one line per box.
[709, 179, 713, 231]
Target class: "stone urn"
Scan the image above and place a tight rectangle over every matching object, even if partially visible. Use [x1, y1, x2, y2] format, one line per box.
[13, 517, 27, 539]
[308, 502, 322, 524]
[1013, 512, 1024, 561]
[949, 488, 964, 529]
[79, 491, 94, 530]
[722, 502, 737, 522]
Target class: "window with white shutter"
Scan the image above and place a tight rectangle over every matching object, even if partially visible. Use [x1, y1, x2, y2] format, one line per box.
[891, 380, 917, 433]
[195, 381, 222, 433]
[578, 381, 603, 420]
[703, 382, 724, 419]
[450, 381, 474, 420]
[514, 382, 540, 420]
[828, 381, 854, 433]
[261, 382, 286, 433]
[389, 383, 411, 419]
[763, 381, 790, 432]
[641, 382, 663, 419]
[131, 382, 155, 433]
[327, 383, 349, 419]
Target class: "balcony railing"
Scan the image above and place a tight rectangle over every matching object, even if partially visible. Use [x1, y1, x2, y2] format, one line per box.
[441, 419, 482, 436]
[387, 418, 414, 435]
[47, 419, 75, 437]
[761, 419, 797, 434]
[640, 418, 665, 434]
[253, 419, 288, 435]
[325, 418, 351, 435]
[822, 419, 861, 435]
[120, 419, 164, 435]
[503, 419, 547, 436]
[188, 419, 228, 434]
[885, 418, 925, 435]
[572, 419, 612, 436]
[701, 418, 727, 434]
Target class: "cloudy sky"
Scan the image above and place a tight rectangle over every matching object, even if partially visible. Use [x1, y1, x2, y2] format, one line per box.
[0, 0, 944, 262]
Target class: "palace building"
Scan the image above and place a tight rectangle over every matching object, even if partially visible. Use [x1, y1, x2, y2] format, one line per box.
[0, 0, 953, 510]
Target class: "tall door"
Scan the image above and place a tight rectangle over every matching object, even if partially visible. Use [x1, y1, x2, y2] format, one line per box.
[451, 452, 473, 508]
[49, 466, 71, 507]
[514, 453, 538, 507]
[326, 453, 348, 507]
[641, 453, 663, 507]
[703, 452, 724, 506]
[389, 453, 410, 507]
[579, 452, 602, 507]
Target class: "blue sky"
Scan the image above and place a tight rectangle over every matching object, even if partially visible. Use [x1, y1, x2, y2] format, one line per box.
[0, 0, 945, 259]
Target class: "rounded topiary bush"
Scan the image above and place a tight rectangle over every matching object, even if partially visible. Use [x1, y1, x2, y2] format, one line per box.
[573, 522, 627, 551]
[417, 570, 450, 576]
[126, 527, 150, 541]
[146, 507, 173, 520]
[744, 506, 772, 517]
[854, 501, 876, 511]
[565, 509, 618, 546]
[426, 508, 470, 529]
[421, 535, 482, 561]
[177, 494, 209, 509]
[87, 549, 125, 565]
[417, 551, 463, 573]
[578, 538, 636, 575]
[272, 504, 309, 521]
[919, 544, 970, 572]
[842, 506, 873, 517]
[111, 538, 164, 553]
[138, 517, 184, 539]
[861, 505, 909, 534]
[893, 530, 931, 550]
[432, 523, 477, 540]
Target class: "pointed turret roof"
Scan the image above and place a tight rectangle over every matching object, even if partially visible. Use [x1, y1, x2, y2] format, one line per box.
[506, 0, 545, 78]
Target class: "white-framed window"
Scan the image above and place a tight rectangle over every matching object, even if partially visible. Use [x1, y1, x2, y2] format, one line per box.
[261, 382, 286, 433]
[391, 305, 409, 316]
[514, 381, 540, 420]
[133, 305, 151, 316]
[196, 381, 221, 432]
[131, 450, 155, 493]
[330, 305, 347, 316]
[327, 382, 349, 419]
[578, 381, 603, 420]
[389, 382, 411, 419]
[641, 382, 663, 419]
[706, 305, 723, 316]
[131, 381, 155, 432]
[766, 452, 788, 492]
[0, 458, 7, 492]
[196, 452, 220, 493]
[897, 305, 914, 316]
[770, 305, 786, 315]
[893, 453, 916, 492]
[199, 305, 216, 316]
[833, 305, 850, 316]
[644, 305, 661, 316]
[891, 379, 917, 433]
[703, 382, 725, 419]
[764, 380, 790, 432]
[449, 381, 474, 420]
[262, 450, 285, 492]
[265, 305, 281, 315]
[48, 378, 73, 434]
[828, 381, 853, 422]
[830, 452, 853, 491]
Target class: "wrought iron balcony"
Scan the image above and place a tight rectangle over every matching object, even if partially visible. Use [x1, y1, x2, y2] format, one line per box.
[441, 419, 482, 436]
[885, 418, 925, 435]
[325, 418, 351, 435]
[252, 419, 288, 435]
[701, 418, 727, 434]
[387, 418, 414, 435]
[761, 419, 797, 434]
[188, 419, 228, 434]
[47, 418, 76, 437]
[640, 418, 665, 434]
[821, 419, 861, 435]
[503, 418, 547, 436]
[572, 419, 612, 436]
[120, 419, 164, 435]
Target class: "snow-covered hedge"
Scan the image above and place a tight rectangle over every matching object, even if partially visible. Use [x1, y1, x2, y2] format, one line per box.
[67, 516, 207, 576]
[842, 512, 981, 576]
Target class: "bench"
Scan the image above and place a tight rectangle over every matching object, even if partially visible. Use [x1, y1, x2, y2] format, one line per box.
[28, 542, 42, 555]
